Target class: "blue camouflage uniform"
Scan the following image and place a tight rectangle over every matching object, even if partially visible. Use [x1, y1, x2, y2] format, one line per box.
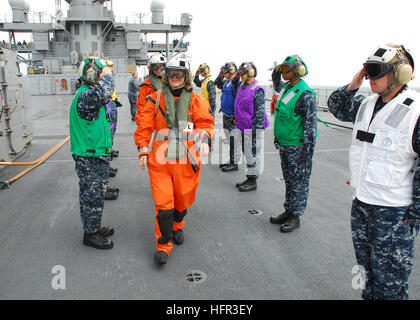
[72, 75, 115, 234]
[276, 90, 317, 216]
[128, 77, 140, 118]
[328, 84, 420, 300]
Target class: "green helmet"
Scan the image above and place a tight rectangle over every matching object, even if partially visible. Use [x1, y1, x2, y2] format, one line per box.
[79, 57, 108, 84]
[279, 55, 308, 77]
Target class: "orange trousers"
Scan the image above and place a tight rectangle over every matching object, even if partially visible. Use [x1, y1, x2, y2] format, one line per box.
[148, 160, 201, 255]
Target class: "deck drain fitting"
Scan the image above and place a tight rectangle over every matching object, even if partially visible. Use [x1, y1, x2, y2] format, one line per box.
[185, 270, 207, 284]
[248, 209, 263, 215]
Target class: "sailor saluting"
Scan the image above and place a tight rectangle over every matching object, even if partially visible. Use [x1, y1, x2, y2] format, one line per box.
[328, 44, 420, 299]
[69, 57, 115, 250]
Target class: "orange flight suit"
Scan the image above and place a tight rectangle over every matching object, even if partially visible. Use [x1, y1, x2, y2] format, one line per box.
[135, 77, 156, 126]
[134, 88, 215, 255]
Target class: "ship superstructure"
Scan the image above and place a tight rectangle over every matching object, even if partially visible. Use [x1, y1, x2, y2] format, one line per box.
[0, 0, 192, 94]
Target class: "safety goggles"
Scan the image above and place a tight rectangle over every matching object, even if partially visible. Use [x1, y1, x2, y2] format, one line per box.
[167, 70, 186, 79]
[151, 63, 165, 72]
[363, 61, 392, 80]
[279, 64, 293, 73]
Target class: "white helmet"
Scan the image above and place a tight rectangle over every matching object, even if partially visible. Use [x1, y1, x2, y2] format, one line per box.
[166, 57, 190, 71]
[148, 53, 166, 73]
[149, 53, 166, 65]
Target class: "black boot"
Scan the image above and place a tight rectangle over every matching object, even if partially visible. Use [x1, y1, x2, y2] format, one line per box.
[105, 190, 118, 200]
[280, 215, 300, 233]
[221, 164, 239, 172]
[172, 230, 184, 245]
[270, 210, 291, 225]
[238, 177, 257, 192]
[98, 226, 114, 237]
[236, 178, 250, 188]
[111, 150, 119, 158]
[83, 231, 113, 249]
[109, 167, 118, 177]
[219, 162, 230, 168]
[157, 209, 174, 245]
[107, 186, 119, 193]
[154, 251, 169, 264]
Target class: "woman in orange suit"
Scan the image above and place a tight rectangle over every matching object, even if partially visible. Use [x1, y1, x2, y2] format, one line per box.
[134, 57, 215, 265]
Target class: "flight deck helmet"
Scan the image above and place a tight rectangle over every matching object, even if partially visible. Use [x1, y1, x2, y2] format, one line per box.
[198, 63, 210, 76]
[238, 61, 257, 78]
[222, 62, 237, 74]
[79, 56, 107, 85]
[363, 44, 414, 85]
[147, 53, 166, 73]
[279, 55, 308, 77]
[164, 57, 191, 89]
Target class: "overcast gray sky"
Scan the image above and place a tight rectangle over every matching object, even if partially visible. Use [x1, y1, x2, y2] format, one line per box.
[2, 0, 420, 87]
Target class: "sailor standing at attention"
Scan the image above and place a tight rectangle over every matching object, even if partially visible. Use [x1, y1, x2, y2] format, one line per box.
[233, 62, 269, 192]
[328, 44, 420, 299]
[215, 62, 241, 172]
[269, 55, 317, 233]
[69, 57, 115, 249]
[194, 63, 217, 117]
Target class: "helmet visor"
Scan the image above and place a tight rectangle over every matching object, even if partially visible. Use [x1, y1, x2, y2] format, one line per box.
[363, 61, 391, 80]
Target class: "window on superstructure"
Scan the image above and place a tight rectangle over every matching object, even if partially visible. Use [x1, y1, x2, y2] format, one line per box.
[91, 24, 97, 36]
[74, 24, 80, 36]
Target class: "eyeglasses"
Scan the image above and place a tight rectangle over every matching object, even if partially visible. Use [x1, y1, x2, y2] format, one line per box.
[167, 70, 186, 79]
[363, 61, 392, 80]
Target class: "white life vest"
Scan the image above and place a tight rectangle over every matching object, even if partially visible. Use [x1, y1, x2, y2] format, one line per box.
[349, 89, 420, 206]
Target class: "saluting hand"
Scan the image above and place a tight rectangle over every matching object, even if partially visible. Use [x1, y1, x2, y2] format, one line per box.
[100, 67, 113, 78]
[347, 68, 365, 92]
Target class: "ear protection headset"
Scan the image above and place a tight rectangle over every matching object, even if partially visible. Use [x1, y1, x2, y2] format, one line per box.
[392, 47, 414, 85]
[294, 56, 308, 77]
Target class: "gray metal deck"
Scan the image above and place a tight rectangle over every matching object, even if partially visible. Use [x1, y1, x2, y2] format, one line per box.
[0, 94, 419, 300]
